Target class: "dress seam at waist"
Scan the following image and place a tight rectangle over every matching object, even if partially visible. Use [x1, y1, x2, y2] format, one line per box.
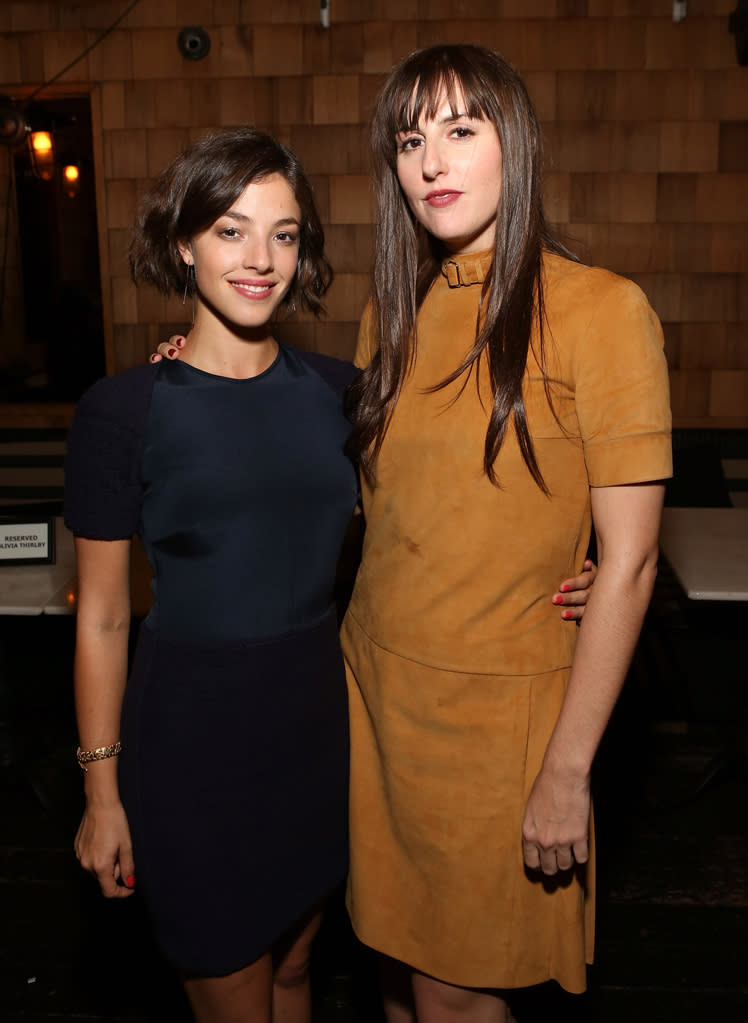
[342, 607, 573, 678]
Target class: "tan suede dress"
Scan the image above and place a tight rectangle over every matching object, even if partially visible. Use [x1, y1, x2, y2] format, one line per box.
[340, 249, 672, 994]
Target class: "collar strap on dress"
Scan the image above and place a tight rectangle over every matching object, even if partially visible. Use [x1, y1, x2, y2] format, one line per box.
[441, 251, 493, 288]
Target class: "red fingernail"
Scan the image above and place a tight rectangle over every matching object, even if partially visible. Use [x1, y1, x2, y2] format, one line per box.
[560, 584, 570, 592]
[176, 337, 185, 347]
[562, 610, 573, 619]
[552, 595, 564, 605]
[167, 348, 177, 357]
[125, 874, 135, 888]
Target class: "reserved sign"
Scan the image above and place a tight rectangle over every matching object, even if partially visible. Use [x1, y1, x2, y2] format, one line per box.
[0, 518, 56, 565]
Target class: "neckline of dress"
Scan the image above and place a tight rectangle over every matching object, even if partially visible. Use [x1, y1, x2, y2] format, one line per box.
[169, 344, 282, 384]
[440, 249, 493, 288]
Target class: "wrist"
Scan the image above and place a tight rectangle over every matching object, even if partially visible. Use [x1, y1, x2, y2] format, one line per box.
[541, 746, 592, 781]
[76, 740, 122, 772]
[84, 782, 123, 808]
[81, 757, 121, 803]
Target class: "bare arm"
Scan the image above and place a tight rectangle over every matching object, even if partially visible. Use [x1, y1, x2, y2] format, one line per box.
[73, 536, 136, 898]
[522, 481, 665, 874]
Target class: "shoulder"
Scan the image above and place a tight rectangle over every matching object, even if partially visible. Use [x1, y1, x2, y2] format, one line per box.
[542, 251, 655, 317]
[541, 252, 663, 363]
[74, 362, 160, 429]
[64, 365, 159, 538]
[281, 344, 360, 396]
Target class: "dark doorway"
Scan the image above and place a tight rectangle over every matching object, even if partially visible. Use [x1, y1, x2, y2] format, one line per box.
[3, 94, 105, 402]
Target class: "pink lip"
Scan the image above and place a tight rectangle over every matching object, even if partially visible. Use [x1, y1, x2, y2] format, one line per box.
[228, 279, 276, 300]
[424, 190, 461, 207]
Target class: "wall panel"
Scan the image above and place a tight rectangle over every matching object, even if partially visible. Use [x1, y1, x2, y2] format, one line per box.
[0, 2, 744, 427]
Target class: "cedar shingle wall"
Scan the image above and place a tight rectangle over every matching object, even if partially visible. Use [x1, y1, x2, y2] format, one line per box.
[1, 0, 746, 427]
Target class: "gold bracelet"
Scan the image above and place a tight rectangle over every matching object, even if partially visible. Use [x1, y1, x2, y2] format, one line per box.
[76, 741, 122, 772]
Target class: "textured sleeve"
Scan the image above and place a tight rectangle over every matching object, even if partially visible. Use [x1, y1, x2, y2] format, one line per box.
[64, 364, 158, 539]
[353, 301, 378, 369]
[574, 273, 673, 487]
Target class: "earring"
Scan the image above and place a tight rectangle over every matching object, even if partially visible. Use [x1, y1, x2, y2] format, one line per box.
[182, 263, 195, 305]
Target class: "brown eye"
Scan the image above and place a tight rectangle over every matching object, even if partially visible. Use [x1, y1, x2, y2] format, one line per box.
[397, 136, 422, 153]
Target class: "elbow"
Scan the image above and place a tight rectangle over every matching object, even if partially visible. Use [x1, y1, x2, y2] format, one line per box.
[96, 617, 131, 635]
[624, 544, 660, 603]
[77, 608, 131, 636]
[598, 539, 660, 599]
[641, 548, 660, 594]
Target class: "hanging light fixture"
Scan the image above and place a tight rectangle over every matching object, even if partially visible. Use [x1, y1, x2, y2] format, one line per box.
[62, 158, 80, 198]
[29, 129, 55, 180]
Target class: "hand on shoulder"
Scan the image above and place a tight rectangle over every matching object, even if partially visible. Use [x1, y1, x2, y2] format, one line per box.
[150, 335, 186, 363]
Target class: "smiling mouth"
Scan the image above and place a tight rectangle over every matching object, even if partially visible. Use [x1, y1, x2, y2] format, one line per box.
[229, 281, 276, 299]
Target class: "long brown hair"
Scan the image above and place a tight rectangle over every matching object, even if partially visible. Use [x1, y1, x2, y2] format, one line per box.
[347, 45, 576, 489]
[129, 127, 332, 316]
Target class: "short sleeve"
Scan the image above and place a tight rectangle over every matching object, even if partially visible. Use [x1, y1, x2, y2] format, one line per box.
[296, 348, 359, 395]
[574, 274, 672, 487]
[354, 301, 378, 369]
[64, 364, 157, 539]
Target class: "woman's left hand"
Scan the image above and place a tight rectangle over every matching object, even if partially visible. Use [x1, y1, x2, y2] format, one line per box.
[553, 558, 597, 621]
[521, 764, 591, 875]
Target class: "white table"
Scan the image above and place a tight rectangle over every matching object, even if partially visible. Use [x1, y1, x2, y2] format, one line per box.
[658, 507, 748, 602]
[0, 518, 153, 617]
[0, 517, 77, 615]
[656, 506, 748, 806]
[0, 517, 77, 803]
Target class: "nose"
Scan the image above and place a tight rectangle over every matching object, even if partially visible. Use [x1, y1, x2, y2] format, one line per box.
[242, 237, 272, 273]
[421, 137, 446, 181]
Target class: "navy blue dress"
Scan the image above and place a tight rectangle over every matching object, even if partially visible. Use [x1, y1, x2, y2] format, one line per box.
[64, 346, 359, 976]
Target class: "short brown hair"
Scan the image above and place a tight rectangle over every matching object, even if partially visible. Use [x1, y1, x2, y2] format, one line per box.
[129, 127, 332, 316]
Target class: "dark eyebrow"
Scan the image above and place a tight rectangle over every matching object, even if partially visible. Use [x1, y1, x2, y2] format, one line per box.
[396, 111, 470, 134]
[219, 211, 300, 229]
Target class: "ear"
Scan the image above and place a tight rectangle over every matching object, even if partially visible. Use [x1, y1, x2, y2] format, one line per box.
[177, 240, 193, 265]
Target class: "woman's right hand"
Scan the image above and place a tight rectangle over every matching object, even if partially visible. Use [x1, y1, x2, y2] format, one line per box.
[149, 334, 187, 363]
[74, 803, 136, 898]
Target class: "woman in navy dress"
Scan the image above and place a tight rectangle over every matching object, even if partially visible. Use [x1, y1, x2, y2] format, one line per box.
[64, 128, 359, 1023]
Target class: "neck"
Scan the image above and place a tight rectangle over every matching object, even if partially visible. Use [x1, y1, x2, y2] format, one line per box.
[181, 305, 279, 379]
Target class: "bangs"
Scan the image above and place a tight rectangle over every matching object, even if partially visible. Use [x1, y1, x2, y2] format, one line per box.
[396, 70, 488, 134]
[382, 46, 513, 141]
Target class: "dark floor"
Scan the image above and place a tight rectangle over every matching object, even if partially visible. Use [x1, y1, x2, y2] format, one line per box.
[1, 569, 747, 1023]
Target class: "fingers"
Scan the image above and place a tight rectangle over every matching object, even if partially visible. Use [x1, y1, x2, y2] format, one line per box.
[521, 777, 590, 875]
[552, 588, 585, 621]
[93, 859, 135, 899]
[120, 849, 136, 891]
[522, 839, 541, 872]
[553, 558, 597, 620]
[162, 336, 185, 355]
[557, 602, 583, 622]
[74, 821, 136, 898]
[150, 336, 186, 364]
[97, 866, 125, 898]
[572, 837, 589, 865]
[522, 839, 578, 875]
[77, 851, 130, 898]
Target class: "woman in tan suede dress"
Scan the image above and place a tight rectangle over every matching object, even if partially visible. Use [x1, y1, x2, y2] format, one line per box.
[342, 45, 672, 1021]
